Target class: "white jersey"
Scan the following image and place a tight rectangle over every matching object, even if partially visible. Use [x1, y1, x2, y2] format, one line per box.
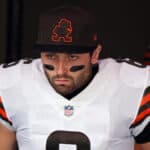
[0, 58, 149, 150]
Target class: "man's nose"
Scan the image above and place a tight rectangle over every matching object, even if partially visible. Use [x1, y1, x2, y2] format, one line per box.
[56, 60, 68, 75]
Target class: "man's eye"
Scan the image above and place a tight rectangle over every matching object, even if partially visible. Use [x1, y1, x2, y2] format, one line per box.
[46, 54, 56, 60]
[69, 55, 79, 60]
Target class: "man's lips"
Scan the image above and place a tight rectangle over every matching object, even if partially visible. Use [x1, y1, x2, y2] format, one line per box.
[54, 78, 70, 85]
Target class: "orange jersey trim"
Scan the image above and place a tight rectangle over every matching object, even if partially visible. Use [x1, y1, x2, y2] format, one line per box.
[132, 91, 150, 126]
[0, 96, 12, 125]
[132, 108, 150, 125]
[140, 93, 150, 107]
[0, 108, 9, 121]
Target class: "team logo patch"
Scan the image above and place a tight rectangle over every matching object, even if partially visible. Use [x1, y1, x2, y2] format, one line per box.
[51, 18, 73, 43]
[64, 105, 74, 116]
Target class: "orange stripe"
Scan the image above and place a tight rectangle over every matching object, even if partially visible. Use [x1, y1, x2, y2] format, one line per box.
[140, 93, 150, 107]
[0, 108, 9, 121]
[133, 108, 150, 125]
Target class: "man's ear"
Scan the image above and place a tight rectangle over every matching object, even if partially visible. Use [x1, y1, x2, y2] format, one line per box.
[91, 44, 102, 64]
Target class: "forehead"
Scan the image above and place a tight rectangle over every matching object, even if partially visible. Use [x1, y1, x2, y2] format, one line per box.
[41, 51, 90, 56]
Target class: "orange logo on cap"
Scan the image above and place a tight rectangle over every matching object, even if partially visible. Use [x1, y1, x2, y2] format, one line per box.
[51, 18, 72, 43]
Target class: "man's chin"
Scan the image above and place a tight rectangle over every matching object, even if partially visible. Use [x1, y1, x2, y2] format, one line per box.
[55, 86, 73, 96]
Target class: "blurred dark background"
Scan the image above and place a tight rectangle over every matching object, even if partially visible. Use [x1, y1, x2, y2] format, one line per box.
[0, 0, 149, 63]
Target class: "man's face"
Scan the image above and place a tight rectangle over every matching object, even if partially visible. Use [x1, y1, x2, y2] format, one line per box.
[41, 47, 101, 96]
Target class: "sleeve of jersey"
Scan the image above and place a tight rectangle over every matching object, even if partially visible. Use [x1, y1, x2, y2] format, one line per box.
[0, 95, 13, 129]
[130, 86, 150, 144]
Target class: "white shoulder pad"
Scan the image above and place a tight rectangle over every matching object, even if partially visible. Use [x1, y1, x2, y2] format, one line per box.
[0, 59, 35, 89]
[99, 58, 116, 69]
[118, 59, 148, 88]
[0, 60, 22, 89]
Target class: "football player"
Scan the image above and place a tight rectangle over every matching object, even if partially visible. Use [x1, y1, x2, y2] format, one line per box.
[0, 5, 150, 150]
